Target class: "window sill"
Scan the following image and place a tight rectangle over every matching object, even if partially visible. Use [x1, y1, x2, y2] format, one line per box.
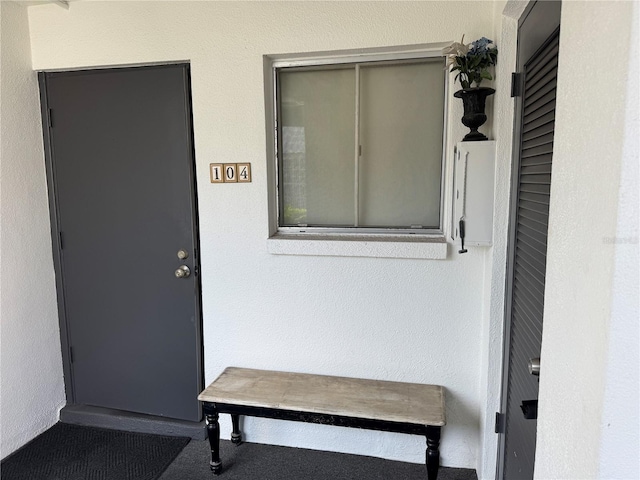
[266, 234, 448, 260]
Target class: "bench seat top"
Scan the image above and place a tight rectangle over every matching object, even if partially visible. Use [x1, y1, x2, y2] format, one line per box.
[198, 367, 445, 427]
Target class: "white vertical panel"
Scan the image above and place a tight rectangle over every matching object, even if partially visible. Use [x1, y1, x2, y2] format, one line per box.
[453, 141, 495, 246]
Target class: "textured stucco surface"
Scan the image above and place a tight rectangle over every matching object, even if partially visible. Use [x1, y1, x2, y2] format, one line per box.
[27, 1, 498, 468]
[0, 1, 66, 459]
[598, 2, 639, 478]
[534, 2, 639, 479]
[599, 2, 640, 472]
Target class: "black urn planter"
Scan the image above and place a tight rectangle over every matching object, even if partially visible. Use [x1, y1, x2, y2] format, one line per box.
[454, 87, 495, 141]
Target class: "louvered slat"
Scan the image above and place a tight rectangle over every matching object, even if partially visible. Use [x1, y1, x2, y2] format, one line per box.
[521, 163, 552, 175]
[520, 174, 552, 187]
[515, 247, 547, 282]
[522, 108, 556, 133]
[514, 284, 545, 320]
[517, 224, 548, 249]
[522, 132, 555, 150]
[525, 65, 557, 98]
[522, 122, 555, 143]
[514, 268, 546, 299]
[518, 198, 550, 214]
[525, 36, 559, 73]
[516, 226, 548, 255]
[526, 61, 557, 86]
[518, 191, 550, 204]
[521, 158, 553, 171]
[518, 208, 549, 230]
[518, 208, 549, 234]
[514, 282, 546, 316]
[521, 142, 554, 158]
[515, 257, 546, 288]
[525, 39, 559, 85]
[524, 79, 557, 110]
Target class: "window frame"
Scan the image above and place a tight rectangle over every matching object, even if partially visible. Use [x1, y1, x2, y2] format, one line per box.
[264, 44, 450, 239]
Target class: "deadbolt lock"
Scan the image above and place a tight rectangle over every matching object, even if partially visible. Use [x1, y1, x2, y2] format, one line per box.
[175, 265, 191, 278]
[177, 249, 189, 260]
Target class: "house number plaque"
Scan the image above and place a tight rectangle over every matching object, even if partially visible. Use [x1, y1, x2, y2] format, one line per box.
[210, 163, 251, 183]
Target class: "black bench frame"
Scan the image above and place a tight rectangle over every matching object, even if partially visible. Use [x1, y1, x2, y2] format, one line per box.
[202, 401, 442, 480]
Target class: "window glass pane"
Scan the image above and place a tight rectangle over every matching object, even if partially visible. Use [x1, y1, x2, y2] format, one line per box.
[359, 60, 444, 228]
[279, 68, 355, 226]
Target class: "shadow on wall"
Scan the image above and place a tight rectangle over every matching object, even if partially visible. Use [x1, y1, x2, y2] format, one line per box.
[443, 389, 481, 463]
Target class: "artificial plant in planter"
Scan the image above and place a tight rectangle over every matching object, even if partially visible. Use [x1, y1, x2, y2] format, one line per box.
[444, 36, 498, 141]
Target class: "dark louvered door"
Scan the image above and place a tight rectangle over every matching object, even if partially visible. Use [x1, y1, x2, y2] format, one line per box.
[500, 2, 560, 478]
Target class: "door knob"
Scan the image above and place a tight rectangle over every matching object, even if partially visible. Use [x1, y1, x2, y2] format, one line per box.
[528, 357, 540, 376]
[175, 265, 191, 278]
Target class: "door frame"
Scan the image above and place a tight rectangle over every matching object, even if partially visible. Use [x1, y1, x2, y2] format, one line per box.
[37, 63, 204, 410]
[496, 1, 561, 478]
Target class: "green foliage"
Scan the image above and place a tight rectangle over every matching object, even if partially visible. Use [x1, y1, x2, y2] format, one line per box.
[444, 37, 498, 90]
[283, 204, 307, 225]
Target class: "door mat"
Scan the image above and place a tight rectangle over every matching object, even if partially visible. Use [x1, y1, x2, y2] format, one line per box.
[1, 422, 190, 480]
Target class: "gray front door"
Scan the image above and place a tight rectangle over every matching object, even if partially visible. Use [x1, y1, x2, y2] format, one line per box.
[40, 64, 202, 422]
[499, 1, 561, 478]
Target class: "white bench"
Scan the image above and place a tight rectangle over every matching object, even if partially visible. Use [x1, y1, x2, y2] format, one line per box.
[198, 367, 446, 479]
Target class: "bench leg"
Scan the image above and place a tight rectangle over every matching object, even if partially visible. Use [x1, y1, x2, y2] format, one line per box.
[426, 426, 441, 480]
[205, 411, 222, 474]
[231, 414, 242, 445]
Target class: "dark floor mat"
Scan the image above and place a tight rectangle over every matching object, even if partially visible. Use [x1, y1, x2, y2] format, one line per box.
[161, 438, 478, 480]
[1, 422, 190, 480]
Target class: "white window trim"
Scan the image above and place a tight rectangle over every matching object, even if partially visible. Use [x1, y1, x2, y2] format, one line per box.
[267, 233, 447, 259]
[263, 43, 451, 259]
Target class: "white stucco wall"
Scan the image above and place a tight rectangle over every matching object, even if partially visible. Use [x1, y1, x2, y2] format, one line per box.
[0, 1, 66, 459]
[27, 1, 499, 468]
[599, 3, 639, 476]
[535, 1, 639, 479]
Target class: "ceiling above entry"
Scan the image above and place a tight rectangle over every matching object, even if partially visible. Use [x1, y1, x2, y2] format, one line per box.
[17, 0, 69, 8]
